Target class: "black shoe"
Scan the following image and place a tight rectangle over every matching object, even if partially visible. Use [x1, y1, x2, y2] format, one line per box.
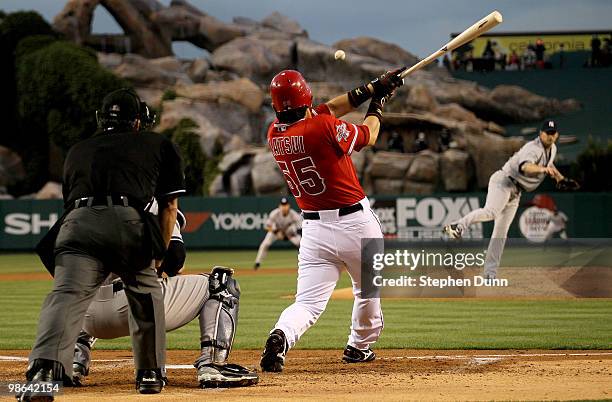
[16, 368, 55, 401]
[136, 369, 164, 394]
[342, 345, 376, 363]
[197, 363, 259, 388]
[260, 329, 287, 372]
[254, 262, 260, 270]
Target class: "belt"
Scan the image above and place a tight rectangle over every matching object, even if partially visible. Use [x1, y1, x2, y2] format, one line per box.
[74, 195, 131, 209]
[303, 203, 363, 220]
[507, 176, 525, 192]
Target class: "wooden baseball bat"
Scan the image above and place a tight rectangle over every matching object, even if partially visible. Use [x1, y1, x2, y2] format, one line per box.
[399, 10, 503, 78]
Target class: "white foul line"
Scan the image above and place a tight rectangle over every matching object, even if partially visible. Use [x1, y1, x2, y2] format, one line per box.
[1, 352, 611, 369]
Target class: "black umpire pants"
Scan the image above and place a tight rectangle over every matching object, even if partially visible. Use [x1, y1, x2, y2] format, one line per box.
[28, 205, 165, 378]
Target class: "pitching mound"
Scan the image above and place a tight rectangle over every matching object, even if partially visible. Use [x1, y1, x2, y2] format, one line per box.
[1, 349, 610, 401]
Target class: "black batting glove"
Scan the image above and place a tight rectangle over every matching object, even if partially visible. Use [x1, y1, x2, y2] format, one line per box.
[365, 92, 393, 122]
[347, 67, 406, 108]
[370, 67, 406, 98]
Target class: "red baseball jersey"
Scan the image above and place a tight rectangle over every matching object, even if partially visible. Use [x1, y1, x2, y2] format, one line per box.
[267, 104, 370, 211]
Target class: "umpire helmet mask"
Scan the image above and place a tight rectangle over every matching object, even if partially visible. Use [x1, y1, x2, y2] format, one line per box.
[96, 88, 156, 132]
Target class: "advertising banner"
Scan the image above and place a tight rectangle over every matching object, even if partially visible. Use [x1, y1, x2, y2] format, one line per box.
[0, 193, 610, 250]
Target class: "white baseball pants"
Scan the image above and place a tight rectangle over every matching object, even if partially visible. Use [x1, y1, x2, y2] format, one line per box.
[457, 170, 521, 277]
[274, 198, 384, 350]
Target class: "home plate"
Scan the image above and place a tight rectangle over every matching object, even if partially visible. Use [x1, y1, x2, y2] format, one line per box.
[470, 357, 502, 365]
[166, 364, 194, 369]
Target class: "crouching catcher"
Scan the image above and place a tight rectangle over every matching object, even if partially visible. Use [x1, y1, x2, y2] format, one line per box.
[72, 266, 258, 388]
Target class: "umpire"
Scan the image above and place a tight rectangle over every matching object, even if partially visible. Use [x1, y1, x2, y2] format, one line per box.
[21, 88, 185, 399]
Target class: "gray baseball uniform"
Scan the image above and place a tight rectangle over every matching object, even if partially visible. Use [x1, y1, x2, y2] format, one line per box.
[255, 207, 302, 266]
[82, 274, 208, 339]
[147, 199, 185, 243]
[73, 267, 242, 383]
[456, 137, 557, 277]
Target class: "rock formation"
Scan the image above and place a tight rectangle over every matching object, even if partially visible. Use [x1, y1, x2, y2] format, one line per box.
[46, 0, 582, 198]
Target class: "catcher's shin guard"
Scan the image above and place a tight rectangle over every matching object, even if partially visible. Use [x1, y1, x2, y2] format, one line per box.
[72, 330, 97, 385]
[195, 266, 240, 367]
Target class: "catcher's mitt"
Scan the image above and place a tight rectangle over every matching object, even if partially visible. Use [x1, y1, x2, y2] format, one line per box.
[556, 177, 581, 191]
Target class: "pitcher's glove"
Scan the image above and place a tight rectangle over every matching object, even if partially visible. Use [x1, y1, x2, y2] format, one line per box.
[556, 177, 581, 191]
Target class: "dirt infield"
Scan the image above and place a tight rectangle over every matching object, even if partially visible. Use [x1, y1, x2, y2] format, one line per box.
[1, 349, 611, 401]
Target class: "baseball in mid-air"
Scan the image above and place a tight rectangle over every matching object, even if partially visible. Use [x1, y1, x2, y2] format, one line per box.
[334, 49, 346, 61]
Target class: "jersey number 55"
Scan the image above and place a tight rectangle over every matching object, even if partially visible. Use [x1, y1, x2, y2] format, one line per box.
[277, 157, 326, 198]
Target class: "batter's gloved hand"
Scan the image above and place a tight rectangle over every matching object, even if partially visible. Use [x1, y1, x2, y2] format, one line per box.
[556, 177, 581, 191]
[370, 67, 406, 98]
[365, 90, 396, 121]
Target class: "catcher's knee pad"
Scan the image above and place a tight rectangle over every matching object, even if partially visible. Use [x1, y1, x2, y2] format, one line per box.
[197, 266, 240, 366]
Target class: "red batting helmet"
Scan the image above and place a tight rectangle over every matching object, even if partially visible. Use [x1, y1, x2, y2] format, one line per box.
[270, 70, 313, 112]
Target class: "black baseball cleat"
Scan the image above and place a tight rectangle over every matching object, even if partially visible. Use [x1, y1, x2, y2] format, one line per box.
[254, 262, 260, 270]
[342, 345, 376, 363]
[260, 329, 287, 372]
[136, 369, 165, 394]
[15, 367, 55, 402]
[197, 363, 259, 388]
[443, 223, 463, 239]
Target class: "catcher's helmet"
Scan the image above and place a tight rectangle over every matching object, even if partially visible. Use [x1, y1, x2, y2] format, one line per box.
[270, 70, 312, 113]
[96, 88, 143, 131]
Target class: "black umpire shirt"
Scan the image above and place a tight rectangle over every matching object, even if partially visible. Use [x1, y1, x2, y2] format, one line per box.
[62, 130, 185, 207]
[36, 130, 185, 275]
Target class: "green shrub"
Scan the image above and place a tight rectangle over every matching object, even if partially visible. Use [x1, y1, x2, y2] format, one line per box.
[164, 118, 223, 196]
[0, 11, 55, 150]
[571, 138, 612, 191]
[11, 38, 127, 192]
[171, 120, 206, 195]
[161, 89, 177, 102]
[16, 39, 128, 152]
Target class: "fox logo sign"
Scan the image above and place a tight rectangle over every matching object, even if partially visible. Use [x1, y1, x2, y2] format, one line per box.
[372, 197, 483, 239]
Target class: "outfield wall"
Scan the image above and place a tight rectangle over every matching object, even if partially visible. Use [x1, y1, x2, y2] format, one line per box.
[0, 193, 610, 250]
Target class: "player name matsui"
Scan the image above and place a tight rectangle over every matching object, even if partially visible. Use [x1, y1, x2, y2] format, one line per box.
[269, 136, 306, 156]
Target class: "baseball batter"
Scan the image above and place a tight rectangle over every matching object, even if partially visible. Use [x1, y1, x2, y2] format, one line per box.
[254, 197, 302, 269]
[444, 119, 565, 278]
[260, 68, 404, 372]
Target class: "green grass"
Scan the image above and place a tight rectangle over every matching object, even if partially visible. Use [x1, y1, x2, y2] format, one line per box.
[0, 250, 611, 350]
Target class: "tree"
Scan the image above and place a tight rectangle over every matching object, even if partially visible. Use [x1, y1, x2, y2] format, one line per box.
[0, 11, 54, 151]
[162, 118, 222, 196]
[14, 37, 127, 193]
[571, 138, 612, 191]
